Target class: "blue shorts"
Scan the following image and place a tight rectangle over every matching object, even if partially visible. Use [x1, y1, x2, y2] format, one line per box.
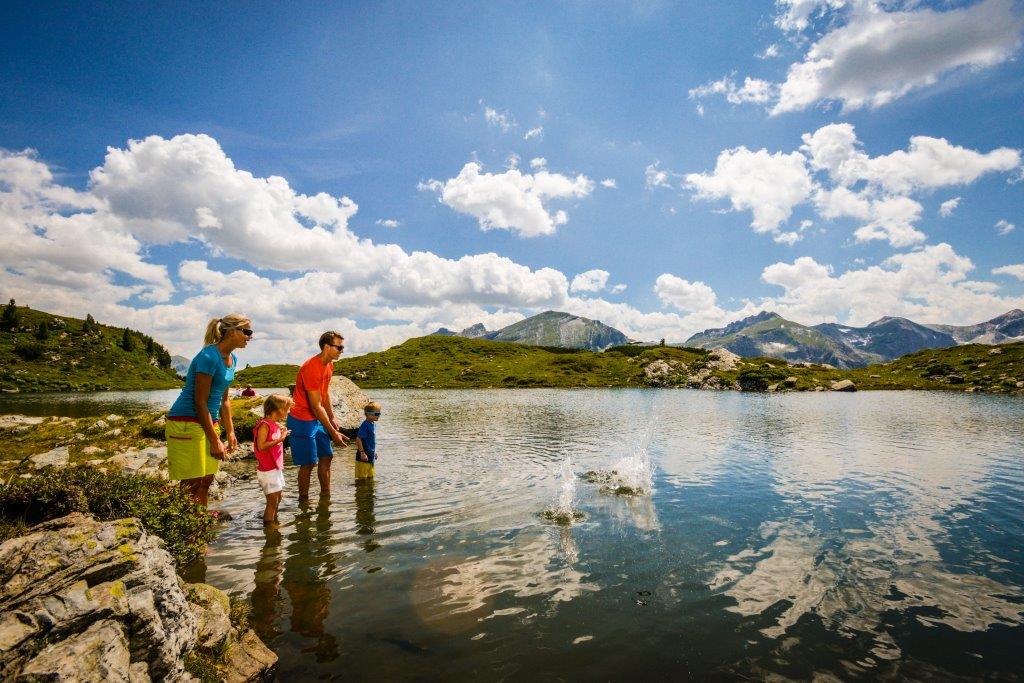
[287, 414, 333, 466]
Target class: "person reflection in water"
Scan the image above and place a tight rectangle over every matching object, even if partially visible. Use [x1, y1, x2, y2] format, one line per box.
[355, 477, 380, 553]
[250, 525, 285, 644]
[281, 497, 339, 662]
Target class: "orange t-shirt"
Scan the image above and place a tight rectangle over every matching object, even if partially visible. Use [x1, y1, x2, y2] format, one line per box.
[290, 355, 333, 421]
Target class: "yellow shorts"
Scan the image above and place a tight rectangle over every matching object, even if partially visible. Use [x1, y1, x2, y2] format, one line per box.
[165, 420, 220, 481]
[354, 460, 375, 479]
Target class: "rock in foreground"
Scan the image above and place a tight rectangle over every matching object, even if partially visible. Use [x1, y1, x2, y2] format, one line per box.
[0, 513, 276, 682]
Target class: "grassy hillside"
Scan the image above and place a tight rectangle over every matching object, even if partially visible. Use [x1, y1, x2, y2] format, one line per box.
[236, 334, 1024, 394]
[0, 301, 182, 392]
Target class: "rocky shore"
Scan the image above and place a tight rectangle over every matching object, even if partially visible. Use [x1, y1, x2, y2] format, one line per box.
[0, 513, 276, 681]
[0, 375, 370, 681]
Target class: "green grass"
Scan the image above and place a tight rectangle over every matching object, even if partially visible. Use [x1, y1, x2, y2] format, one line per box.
[0, 302, 182, 392]
[237, 336, 713, 389]
[236, 334, 1024, 394]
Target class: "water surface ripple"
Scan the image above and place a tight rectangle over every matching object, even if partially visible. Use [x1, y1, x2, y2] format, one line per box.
[194, 389, 1024, 680]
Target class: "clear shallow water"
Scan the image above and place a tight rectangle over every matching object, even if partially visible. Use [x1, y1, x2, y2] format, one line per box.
[185, 389, 1023, 680]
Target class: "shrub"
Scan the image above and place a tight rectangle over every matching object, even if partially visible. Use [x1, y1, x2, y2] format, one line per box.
[13, 339, 44, 361]
[0, 466, 216, 567]
[737, 367, 787, 392]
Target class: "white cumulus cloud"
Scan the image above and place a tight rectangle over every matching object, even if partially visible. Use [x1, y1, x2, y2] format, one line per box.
[696, 0, 1024, 115]
[654, 274, 719, 312]
[773, 0, 1024, 114]
[997, 219, 1016, 235]
[570, 269, 611, 293]
[684, 147, 813, 234]
[759, 243, 1023, 325]
[800, 123, 1021, 194]
[992, 264, 1024, 281]
[376, 218, 400, 228]
[420, 161, 594, 237]
[687, 123, 1020, 247]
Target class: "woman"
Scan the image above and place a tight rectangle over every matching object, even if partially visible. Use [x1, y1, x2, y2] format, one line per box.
[166, 313, 252, 506]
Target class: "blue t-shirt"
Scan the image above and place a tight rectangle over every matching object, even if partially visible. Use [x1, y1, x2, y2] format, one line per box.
[168, 345, 237, 419]
[356, 419, 376, 463]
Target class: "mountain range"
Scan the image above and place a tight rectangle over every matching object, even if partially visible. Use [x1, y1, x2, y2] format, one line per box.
[433, 310, 629, 351]
[440, 308, 1024, 368]
[686, 309, 1024, 368]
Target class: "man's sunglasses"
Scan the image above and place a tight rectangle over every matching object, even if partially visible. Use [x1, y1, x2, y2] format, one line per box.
[326, 342, 345, 351]
[365, 410, 381, 416]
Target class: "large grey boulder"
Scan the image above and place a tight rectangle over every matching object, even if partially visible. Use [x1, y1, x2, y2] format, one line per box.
[830, 379, 857, 392]
[0, 513, 277, 682]
[329, 374, 371, 430]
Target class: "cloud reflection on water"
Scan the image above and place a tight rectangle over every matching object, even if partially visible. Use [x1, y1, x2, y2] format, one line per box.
[708, 394, 1024, 659]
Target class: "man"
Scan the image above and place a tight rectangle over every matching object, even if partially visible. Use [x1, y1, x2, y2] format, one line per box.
[286, 331, 349, 499]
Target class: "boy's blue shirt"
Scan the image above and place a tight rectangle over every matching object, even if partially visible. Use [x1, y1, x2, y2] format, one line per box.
[356, 419, 376, 463]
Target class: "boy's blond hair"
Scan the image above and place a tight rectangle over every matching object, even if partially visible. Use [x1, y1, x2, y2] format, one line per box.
[263, 393, 292, 417]
[364, 401, 381, 412]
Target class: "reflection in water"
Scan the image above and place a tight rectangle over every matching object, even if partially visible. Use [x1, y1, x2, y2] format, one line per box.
[197, 389, 1024, 680]
[282, 497, 339, 662]
[711, 394, 1024, 666]
[411, 527, 596, 636]
[250, 526, 284, 643]
[354, 478, 380, 553]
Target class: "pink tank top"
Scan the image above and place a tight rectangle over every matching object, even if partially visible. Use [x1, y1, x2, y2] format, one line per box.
[254, 418, 284, 472]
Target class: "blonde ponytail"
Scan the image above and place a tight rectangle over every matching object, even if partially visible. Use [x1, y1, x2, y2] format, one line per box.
[204, 313, 250, 345]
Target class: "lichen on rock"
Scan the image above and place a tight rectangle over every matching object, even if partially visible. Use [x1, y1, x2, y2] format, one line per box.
[0, 513, 277, 682]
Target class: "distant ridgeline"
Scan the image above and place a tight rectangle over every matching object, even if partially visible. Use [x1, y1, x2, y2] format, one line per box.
[685, 309, 1024, 369]
[0, 300, 182, 392]
[234, 332, 1024, 394]
[432, 310, 629, 351]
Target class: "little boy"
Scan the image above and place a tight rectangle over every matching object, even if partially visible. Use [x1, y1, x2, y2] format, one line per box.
[355, 401, 381, 479]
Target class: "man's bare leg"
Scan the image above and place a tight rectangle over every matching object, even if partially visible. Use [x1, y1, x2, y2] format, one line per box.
[298, 464, 313, 499]
[317, 456, 333, 496]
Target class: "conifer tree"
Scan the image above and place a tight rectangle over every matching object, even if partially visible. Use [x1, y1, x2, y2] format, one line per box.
[120, 328, 135, 352]
[35, 321, 50, 340]
[2, 299, 19, 330]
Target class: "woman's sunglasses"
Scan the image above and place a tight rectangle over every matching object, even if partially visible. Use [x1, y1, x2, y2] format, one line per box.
[238, 328, 254, 337]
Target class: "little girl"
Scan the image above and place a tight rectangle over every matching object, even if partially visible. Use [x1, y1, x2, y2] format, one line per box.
[254, 394, 292, 525]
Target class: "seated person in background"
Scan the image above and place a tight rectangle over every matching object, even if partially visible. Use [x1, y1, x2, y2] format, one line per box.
[241, 384, 257, 397]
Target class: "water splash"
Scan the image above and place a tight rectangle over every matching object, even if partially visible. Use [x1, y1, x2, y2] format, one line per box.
[541, 457, 585, 525]
[585, 413, 655, 496]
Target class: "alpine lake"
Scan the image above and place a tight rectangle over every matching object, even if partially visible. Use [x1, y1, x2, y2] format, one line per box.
[3, 388, 1022, 680]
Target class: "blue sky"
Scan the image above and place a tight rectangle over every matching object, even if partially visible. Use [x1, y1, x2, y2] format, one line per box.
[1, 1, 1022, 363]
